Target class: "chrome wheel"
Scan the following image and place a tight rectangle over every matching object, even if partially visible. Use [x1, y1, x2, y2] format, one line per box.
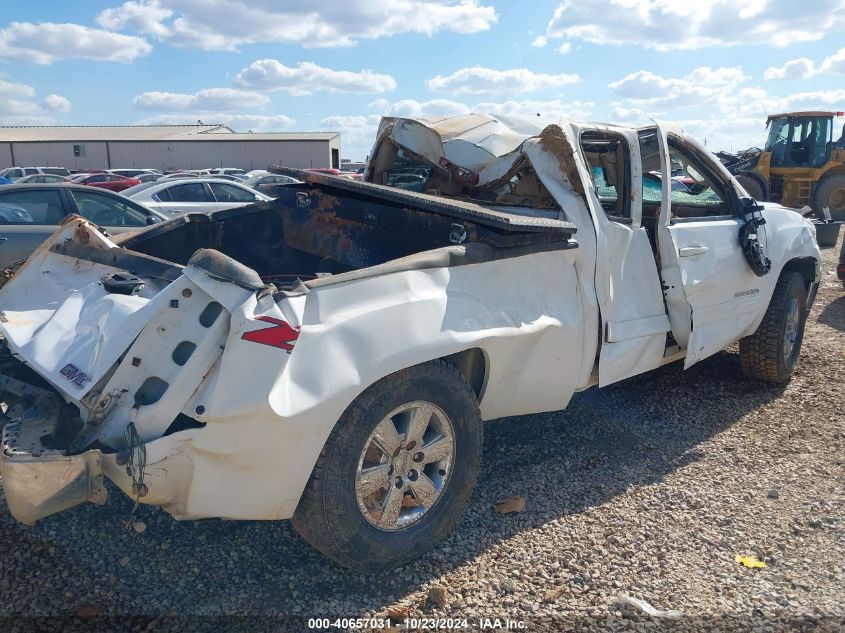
[783, 297, 800, 361]
[355, 401, 455, 531]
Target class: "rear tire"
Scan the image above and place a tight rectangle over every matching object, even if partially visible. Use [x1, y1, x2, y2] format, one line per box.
[739, 272, 807, 384]
[737, 171, 768, 202]
[292, 360, 482, 572]
[813, 173, 845, 221]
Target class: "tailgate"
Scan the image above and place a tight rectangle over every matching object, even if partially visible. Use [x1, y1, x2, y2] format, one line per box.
[0, 218, 244, 450]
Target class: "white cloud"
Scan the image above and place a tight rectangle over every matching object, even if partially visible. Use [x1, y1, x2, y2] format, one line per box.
[537, 0, 845, 51]
[607, 106, 648, 125]
[320, 114, 382, 161]
[762, 47, 845, 80]
[321, 115, 379, 127]
[97, 0, 174, 37]
[763, 58, 816, 80]
[97, 0, 497, 49]
[608, 66, 749, 107]
[670, 117, 766, 153]
[235, 59, 396, 95]
[137, 112, 296, 131]
[778, 90, 845, 109]
[556, 42, 572, 54]
[606, 62, 845, 151]
[0, 21, 151, 64]
[474, 99, 594, 120]
[820, 47, 845, 74]
[43, 94, 71, 112]
[133, 88, 269, 111]
[0, 79, 35, 98]
[0, 77, 70, 123]
[367, 97, 592, 120]
[368, 98, 471, 118]
[427, 66, 579, 96]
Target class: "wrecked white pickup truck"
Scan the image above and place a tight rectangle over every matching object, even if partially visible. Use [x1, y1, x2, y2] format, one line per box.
[0, 114, 820, 571]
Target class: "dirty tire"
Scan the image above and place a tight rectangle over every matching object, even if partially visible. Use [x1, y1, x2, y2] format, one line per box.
[739, 272, 807, 384]
[291, 360, 482, 572]
[813, 172, 845, 221]
[737, 171, 768, 202]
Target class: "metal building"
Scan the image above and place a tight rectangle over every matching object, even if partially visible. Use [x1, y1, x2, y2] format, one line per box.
[0, 125, 341, 172]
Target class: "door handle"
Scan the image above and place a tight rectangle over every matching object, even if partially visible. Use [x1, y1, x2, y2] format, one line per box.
[0, 237, 7, 242]
[679, 245, 709, 257]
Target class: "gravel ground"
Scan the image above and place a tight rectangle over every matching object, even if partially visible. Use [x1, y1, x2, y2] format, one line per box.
[1, 236, 843, 632]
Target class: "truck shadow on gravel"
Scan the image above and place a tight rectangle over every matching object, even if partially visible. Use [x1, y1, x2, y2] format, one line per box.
[817, 295, 844, 331]
[0, 350, 787, 622]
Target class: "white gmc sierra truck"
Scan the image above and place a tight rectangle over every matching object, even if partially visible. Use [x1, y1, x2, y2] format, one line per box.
[0, 115, 820, 571]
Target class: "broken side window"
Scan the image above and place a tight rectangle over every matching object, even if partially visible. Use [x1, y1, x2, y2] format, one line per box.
[667, 138, 734, 219]
[580, 130, 631, 223]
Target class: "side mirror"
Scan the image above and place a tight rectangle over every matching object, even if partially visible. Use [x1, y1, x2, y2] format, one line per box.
[740, 196, 764, 213]
[146, 215, 160, 225]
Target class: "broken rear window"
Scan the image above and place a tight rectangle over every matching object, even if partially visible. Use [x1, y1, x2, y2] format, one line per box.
[384, 149, 432, 193]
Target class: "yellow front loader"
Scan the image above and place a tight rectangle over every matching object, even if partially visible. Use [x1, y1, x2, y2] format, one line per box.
[720, 111, 845, 221]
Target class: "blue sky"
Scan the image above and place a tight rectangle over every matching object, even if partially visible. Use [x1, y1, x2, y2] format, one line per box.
[2, 0, 845, 160]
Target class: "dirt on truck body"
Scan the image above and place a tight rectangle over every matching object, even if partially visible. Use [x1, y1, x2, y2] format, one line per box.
[0, 113, 821, 572]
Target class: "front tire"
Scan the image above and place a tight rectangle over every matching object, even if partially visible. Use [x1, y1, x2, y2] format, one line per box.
[813, 173, 845, 221]
[292, 360, 482, 572]
[739, 272, 808, 384]
[737, 171, 768, 202]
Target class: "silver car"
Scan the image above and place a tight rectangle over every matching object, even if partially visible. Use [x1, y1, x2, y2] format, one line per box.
[124, 178, 271, 217]
[242, 173, 300, 196]
[0, 183, 166, 268]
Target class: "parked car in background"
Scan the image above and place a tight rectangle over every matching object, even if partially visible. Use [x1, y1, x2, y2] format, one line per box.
[0, 167, 70, 181]
[156, 172, 202, 182]
[242, 172, 300, 195]
[69, 173, 141, 192]
[137, 173, 162, 183]
[15, 174, 70, 184]
[107, 169, 161, 179]
[0, 183, 165, 267]
[125, 178, 270, 217]
[166, 169, 211, 177]
[209, 168, 246, 178]
[207, 173, 248, 183]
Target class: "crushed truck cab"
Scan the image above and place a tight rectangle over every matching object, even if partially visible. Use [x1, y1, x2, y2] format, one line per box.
[0, 114, 820, 571]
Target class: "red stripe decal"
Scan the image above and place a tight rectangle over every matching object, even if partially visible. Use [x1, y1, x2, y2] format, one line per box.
[241, 316, 300, 352]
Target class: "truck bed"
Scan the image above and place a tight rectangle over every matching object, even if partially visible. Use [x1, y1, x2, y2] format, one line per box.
[118, 172, 577, 283]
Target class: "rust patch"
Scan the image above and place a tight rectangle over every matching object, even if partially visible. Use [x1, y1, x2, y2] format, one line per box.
[74, 222, 91, 244]
[311, 190, 341, 212]
[538, 124, 586, 198]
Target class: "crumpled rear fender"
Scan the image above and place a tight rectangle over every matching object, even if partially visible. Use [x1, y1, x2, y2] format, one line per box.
[176, 247, 584, 520]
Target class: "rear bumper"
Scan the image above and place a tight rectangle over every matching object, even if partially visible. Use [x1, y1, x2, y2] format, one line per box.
[1, 418, 106, 525]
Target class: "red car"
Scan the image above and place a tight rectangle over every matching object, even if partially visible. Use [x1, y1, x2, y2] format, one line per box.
[70, 173, 141, 192]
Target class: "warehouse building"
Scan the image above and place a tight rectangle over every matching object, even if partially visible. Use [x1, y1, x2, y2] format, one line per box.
[0, 125, 341, 172]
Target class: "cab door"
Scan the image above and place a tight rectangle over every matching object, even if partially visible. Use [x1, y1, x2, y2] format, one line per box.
[651, 123, 770, 367]
[572, 124, 671, 386]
